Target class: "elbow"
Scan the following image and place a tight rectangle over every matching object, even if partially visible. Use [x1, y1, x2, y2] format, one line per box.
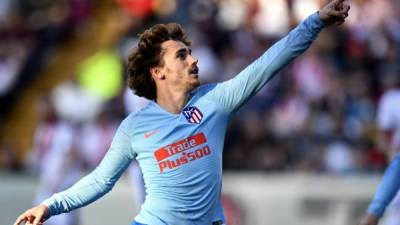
[92, 173, 117, 193]
[90, 165, 125, 195]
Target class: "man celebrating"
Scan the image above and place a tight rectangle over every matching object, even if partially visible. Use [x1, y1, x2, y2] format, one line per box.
[14, 1, 350, 225]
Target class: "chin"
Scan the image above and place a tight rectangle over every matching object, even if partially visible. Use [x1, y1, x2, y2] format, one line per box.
[193, 79, 201, 87]
[188, 80, 200, 90]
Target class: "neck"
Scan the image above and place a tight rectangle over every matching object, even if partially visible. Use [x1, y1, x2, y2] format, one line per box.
[156, 89, 189, 114]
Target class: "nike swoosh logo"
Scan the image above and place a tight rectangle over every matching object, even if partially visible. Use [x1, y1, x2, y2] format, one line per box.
[144, 130, 158, 139]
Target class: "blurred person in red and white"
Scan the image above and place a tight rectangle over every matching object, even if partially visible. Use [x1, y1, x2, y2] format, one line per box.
[27, 96, 83, 225]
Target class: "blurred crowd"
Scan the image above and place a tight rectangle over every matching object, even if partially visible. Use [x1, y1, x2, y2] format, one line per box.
[1, 0, 400, 178]
[0, 0, 93, 118]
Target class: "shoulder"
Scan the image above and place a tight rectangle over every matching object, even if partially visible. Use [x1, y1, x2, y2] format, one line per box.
[191, 83, 220, 98]
[119, 103, 152, 132]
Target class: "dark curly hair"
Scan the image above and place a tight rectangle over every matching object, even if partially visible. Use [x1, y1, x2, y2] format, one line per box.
[127, 23, 191, 100]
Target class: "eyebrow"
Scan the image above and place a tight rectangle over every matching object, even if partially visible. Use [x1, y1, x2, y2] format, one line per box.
[175, 48, 191, 57]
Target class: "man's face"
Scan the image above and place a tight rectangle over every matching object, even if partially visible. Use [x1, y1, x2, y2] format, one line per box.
[157, 40, 200, 92]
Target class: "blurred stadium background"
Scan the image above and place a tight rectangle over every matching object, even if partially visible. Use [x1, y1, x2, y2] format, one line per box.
[0, 0, 399, 224]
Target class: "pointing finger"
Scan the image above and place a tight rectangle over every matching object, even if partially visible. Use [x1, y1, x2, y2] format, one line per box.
[337, 4, 350, 19]
[329, 4, 350, 19]
[339, 4, 351, 14]
[334, 0, 346, 5]
[333, 0, 347, 10]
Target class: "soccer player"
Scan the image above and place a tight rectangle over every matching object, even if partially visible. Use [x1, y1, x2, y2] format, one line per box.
[14, 1, 350, 224]
[359, 71, 400, 225]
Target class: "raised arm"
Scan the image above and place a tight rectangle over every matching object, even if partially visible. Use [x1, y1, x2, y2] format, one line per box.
[204, 0, 350, 112]
[14, 122, 135, 225]
[359, 154, 400, 225]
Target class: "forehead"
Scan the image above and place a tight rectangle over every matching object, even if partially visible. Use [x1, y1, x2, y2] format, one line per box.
[161, 40, 188, 56]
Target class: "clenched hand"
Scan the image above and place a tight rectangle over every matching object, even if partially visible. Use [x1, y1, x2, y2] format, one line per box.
[319, 0, 351, 26]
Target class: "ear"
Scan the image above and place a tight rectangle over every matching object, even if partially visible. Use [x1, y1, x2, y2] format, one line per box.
[150, 67, 165, 80]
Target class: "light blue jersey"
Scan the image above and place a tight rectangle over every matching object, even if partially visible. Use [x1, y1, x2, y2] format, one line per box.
[42, 13, 324, 225]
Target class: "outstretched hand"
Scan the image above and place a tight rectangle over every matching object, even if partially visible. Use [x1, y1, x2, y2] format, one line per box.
[319, 0, 351, 26]
[14, 204, 49, 225]
[358, 213, 380, 225]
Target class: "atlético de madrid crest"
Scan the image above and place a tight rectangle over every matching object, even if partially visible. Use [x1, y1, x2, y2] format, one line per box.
[182, 106, 203, 124]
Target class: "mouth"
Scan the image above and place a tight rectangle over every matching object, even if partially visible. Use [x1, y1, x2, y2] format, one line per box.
[189, 66, 199, 76]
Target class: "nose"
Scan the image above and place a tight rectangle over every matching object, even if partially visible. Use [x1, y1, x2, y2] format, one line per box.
[188, 54, 198, 65]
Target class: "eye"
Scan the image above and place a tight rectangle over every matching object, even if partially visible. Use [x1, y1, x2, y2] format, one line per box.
[177, 52, 186, 60]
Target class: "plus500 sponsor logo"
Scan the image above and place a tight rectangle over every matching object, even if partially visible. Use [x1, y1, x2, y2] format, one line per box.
[154, 133, 212, 173]
[158, 146, 211, 173]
